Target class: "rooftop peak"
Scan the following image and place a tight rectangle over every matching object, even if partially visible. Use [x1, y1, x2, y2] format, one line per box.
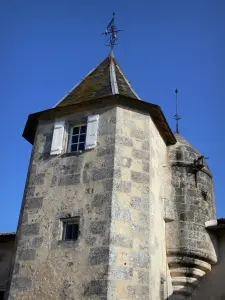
[54, 54, 140, 108]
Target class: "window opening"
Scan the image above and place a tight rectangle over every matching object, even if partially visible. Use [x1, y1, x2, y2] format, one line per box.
[201, 190, 208, 201]
[61, 217, 80, 241]
[69, 125, 87, 152]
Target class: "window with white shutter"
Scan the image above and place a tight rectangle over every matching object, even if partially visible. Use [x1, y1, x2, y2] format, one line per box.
[85, 114, 99, 150]
[50, 121, 65, 155]
[50, 115, 99, 155]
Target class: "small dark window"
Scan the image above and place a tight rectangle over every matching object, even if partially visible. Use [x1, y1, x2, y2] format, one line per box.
[62, 217, 80, 241]
[201, 190, 208, 201]
[0, 291, 5, 300]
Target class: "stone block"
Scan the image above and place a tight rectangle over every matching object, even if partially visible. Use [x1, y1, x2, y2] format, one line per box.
[138, 270, 149, 285]
[90, 221, 107, 234]
[58, 174, 80, 186]
[18, 249, 36, 261]
[92, 169, 114, 181]
[128, 285, 149, 299]
[110, 234, 133, 248]
[32, 236, 43, 248]
[131, 171, 149, 184]
[131, 129, 149, 140]
[25, 197, 43, 209]
[132, 149, 149, 161]
[83, 280, 107, 297]
[21, 223, 40, 236]
[108, 267, 133, 280]
[29, 173, 45, 186]
[97, 145, 114, 157]
[114, 181, 131, 193]
[112, 207, 131, 222]
[103, 179, 113, 192]
[92, 193, 111, 207]
[142, 140, 150, 151]
[131, 197, 149, 210]
[121, 157, 132, 168]
[11, 277, 32, 290]
[89, 247, 109, 265]
[118, 136, 133, 147]
[130, 252, 150, 268]
[85, 236, 97, 246]
[142, 161, 149, 172]
[25, 186, 35, 198]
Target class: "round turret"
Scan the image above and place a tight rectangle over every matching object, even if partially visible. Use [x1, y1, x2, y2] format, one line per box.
[167, 133, 217, 298]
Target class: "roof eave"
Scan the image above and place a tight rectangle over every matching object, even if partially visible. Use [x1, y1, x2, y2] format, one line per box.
[23, 95, 176, 146]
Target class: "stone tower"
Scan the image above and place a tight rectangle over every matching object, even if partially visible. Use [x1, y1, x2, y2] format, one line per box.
[6, 53, 176, 300]
[5, 53, 219, 300]
[166, 133, 217, 299]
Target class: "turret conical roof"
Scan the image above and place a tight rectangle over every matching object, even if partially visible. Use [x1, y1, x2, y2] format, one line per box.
[54, 53, 140, 108]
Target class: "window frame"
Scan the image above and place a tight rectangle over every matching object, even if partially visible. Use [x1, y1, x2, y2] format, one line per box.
[61, 217, 80, 241]
[67, 123, 87, 153]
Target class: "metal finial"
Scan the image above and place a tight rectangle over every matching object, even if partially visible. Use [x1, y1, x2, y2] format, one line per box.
[102, 12, 122, 51]
[174, 88, 181, 134]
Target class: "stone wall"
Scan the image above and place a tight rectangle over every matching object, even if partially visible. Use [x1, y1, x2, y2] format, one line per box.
[166, 134, 217, 298]
[0, 235, 15, 293]
[106, 106, 171, 300]
[7, 106, 117, 300]
[190, 231, 225, 300]
[6, 104, 171, 300]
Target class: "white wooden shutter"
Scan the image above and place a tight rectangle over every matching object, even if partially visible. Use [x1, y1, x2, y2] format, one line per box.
[50, 121, 65, 155]
[85, 114, 99, 149]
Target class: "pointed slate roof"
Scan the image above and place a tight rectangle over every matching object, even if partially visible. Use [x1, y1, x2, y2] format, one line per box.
[54, 53, 140, 108]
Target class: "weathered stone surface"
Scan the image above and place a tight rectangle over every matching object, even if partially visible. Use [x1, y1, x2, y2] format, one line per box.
[138, 270, 149, 285]
[121, 157, 132, 168]
[114, 181, 131, 193]
[97, 145, 114, 157]
[83, 280, 107, 296]
[131, 129, 149, 140]
[131, 252, 150, 268]
[18, 249, 36, 261]
[109, 267, 133, 280]
[90, 221, 107, 234]
[25, 197, 43, 209]
[32, 237, 43, 248]
[11, 277, 32, 290]
[132, 149, 149, 160]
[58, 174, 80, 186]
[92, 193, 111, 207]
[117, 136, 133, 147]
[29, 173, 45, 186]
[128, 285, 149, 299]
[131, 196, 149, 210]
[21, 223, 40, 236]
[131, 171, 149, 184]
[89, 248, 109, 265]
[110, 234, 133, 248]
[92, 169, 114, 181]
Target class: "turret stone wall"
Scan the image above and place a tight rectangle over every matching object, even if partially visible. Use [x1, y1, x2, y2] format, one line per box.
[166, 134, 218, 298]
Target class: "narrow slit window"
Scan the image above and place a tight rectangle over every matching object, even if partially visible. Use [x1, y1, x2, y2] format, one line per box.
[201, 190, 208, 201]
[68, 125, 87, 152]
[61, 217, 80, 241]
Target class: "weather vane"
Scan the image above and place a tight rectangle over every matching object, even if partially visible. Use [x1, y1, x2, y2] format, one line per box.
[174, 88, 181, 134]
[103, 12, 122, 51]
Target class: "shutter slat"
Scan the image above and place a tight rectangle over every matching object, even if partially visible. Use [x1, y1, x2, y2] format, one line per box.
[50, 121, 65, 155]
[85, 114, 99, 149]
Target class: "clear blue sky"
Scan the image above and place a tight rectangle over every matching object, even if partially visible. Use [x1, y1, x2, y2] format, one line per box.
[1, 0, 225, 232]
